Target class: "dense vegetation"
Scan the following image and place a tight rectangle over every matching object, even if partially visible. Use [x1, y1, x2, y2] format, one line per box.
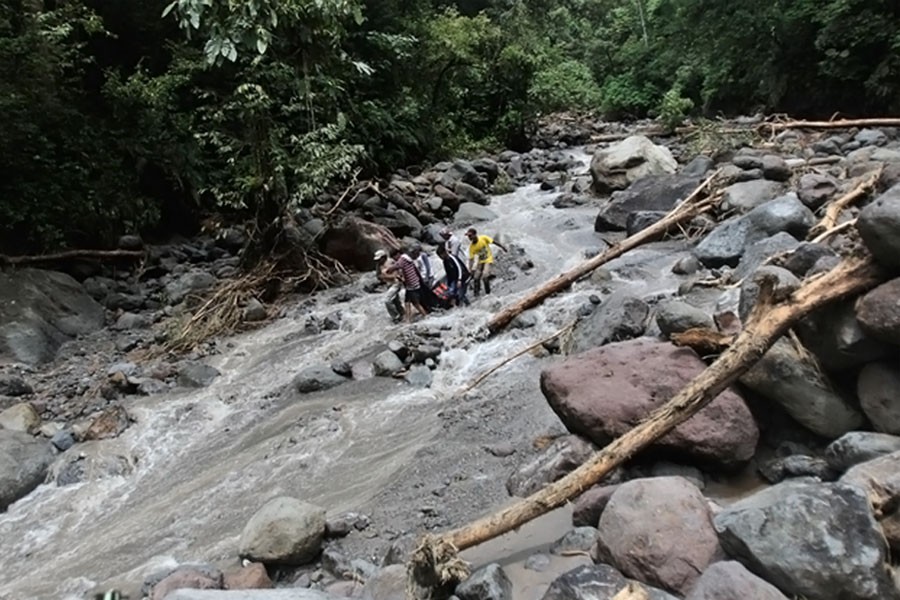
[2, 0, 899, 253]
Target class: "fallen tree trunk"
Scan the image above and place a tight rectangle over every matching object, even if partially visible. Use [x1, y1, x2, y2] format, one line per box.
[407, 254, 885, 599]
[485, 170, 721, 335]
[758, 117, 900, 136]
[0, 249, 145, 266]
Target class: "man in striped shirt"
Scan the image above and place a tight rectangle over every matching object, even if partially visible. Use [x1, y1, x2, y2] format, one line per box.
[386, 247, 429, 323]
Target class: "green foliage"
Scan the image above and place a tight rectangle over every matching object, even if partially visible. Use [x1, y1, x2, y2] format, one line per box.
[656, 83, 694, 132]
[529, 60, 602, 114]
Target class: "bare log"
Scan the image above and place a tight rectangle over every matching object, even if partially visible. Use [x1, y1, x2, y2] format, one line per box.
[485, 171, 721, 335]
[810, 166, 883, 237]
[458, 320, 576, 395]
[407, 255, 885, 599]
[669, 327, 736, 355]
[0, 249, 145, 266]
[759, 117, 900, 136]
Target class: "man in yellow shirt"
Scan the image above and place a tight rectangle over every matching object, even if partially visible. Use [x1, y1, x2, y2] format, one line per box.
[466, 227, 508, 296]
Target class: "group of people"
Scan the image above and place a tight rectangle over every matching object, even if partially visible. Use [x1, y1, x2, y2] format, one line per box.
[373, 227, 508, 323]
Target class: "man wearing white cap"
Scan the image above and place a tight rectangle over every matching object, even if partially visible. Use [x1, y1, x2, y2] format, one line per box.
[374, 249, 403, 322]
[439, 227, 466, 264]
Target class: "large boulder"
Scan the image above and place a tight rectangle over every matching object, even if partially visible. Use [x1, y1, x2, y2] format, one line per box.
[541, 564, 678, 600]
[438, 159, 487, 191]
[320, 216, 400, 271]
[0, 269, 105, 365]
[714, 480, 898, 600]
[595, 477, 723, 595]
[685, 561, 788, 600]
[857, 278, 900, 345]
[540, 339, 758, 469]
[739, 337, 865, 438]
[455, 563, 512, 600]
[590, 136, 677, 194]
[0, 429, 54, 511]
[454, 202, 498, 224]
[292, 366, 349, 394]
[857, 361, 900, 435]
[594, 174, 700, 232]
[239, 497, 327, 566]
[858, 182, 900, 269]
[693, 196, 814, 268]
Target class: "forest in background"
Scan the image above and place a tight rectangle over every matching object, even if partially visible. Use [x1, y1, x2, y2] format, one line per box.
[2, 0, 899, 254]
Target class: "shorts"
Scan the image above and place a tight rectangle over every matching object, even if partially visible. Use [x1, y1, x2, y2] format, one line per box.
[404, 287, 422, 304]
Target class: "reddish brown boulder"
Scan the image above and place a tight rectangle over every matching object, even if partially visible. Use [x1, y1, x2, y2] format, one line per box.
[540, 338, 758, 469]
[572, 484, 620, 527]
[857, 278, 900, 346]
[150, 566, 223, 600]
[223, 562, 273, 590]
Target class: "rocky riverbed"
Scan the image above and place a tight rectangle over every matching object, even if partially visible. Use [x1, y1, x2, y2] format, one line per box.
[3, 116, 900, 600]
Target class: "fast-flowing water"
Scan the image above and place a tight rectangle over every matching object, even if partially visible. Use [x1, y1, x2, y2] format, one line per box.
[0, 149, 695, 599]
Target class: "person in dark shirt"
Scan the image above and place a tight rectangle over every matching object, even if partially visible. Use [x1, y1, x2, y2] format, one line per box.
[436, 244, 470, 307]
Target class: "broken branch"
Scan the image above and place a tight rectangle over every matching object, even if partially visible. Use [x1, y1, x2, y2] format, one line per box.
[0, 249, 145, 266]
[758, 117, 900, 136]
[485, 170, 722, 335]
[810, 166, 882, 237]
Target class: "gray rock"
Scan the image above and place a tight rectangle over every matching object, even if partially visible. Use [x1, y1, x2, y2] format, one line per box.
[292, 366, 348, 394]
[595, 476, 723, 594]
[118, 234, 144, 250]
[324, 512, 369, 537]
[797, 173, 839, 209]
[244, 299, 267, 322]
[506, 435, 596, 497]
[113, 312, 149, 331]
[796, 300, 890, 370]
[455, 563, 512, 600]
[857, 279, 900, 345]
[857, 361, 900, 434]
[177, 362, 221, 388]
[50, 429, 75, 452]
[720, 180, 784, 213]
[440, 159, 486, 191]
[0, 403, 40, 433]
[569, 295, 649, 352]
[595, 174, 700, 231]
[733, 232, 802, 280]
[758, 455, 836, 483]
[360, 564, 405, 600]
[714, 480, 898, 600]
[856, 128, 889, 146]
[373, 350, 404, 376]
[550, 527, 600, 555]
[694, 195, 813, 268]
[650, 461, 705, 490]
[826, 431, 900, 472]
[0, 376, 32, 397]
[590, 135, 678, 194]
[781, 242, 838, 276]
[858, 182, 900, 269]
[739, 337, 865, 438]
[541, 564, 679, 600]
[404, 365, 433, 388]
[655, 300, 714, 337]
[454, 181, 489, 206]
[166, 270, 217, 305]
[524, 554, 551, 572]
[625, 210, 667, 236]
[0, 269, 105, 365]
[472, 157, 500, 180]
[761, 155, 791, 182]
[685, 561, 788, 600]
[0, 429, 54, 511]
[239, 496, 326, 566]
[682, 155, 714, 177]
[454, 202, 498, 224]
[738, 266, 800, 323]
[672, 255, 700, 275]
